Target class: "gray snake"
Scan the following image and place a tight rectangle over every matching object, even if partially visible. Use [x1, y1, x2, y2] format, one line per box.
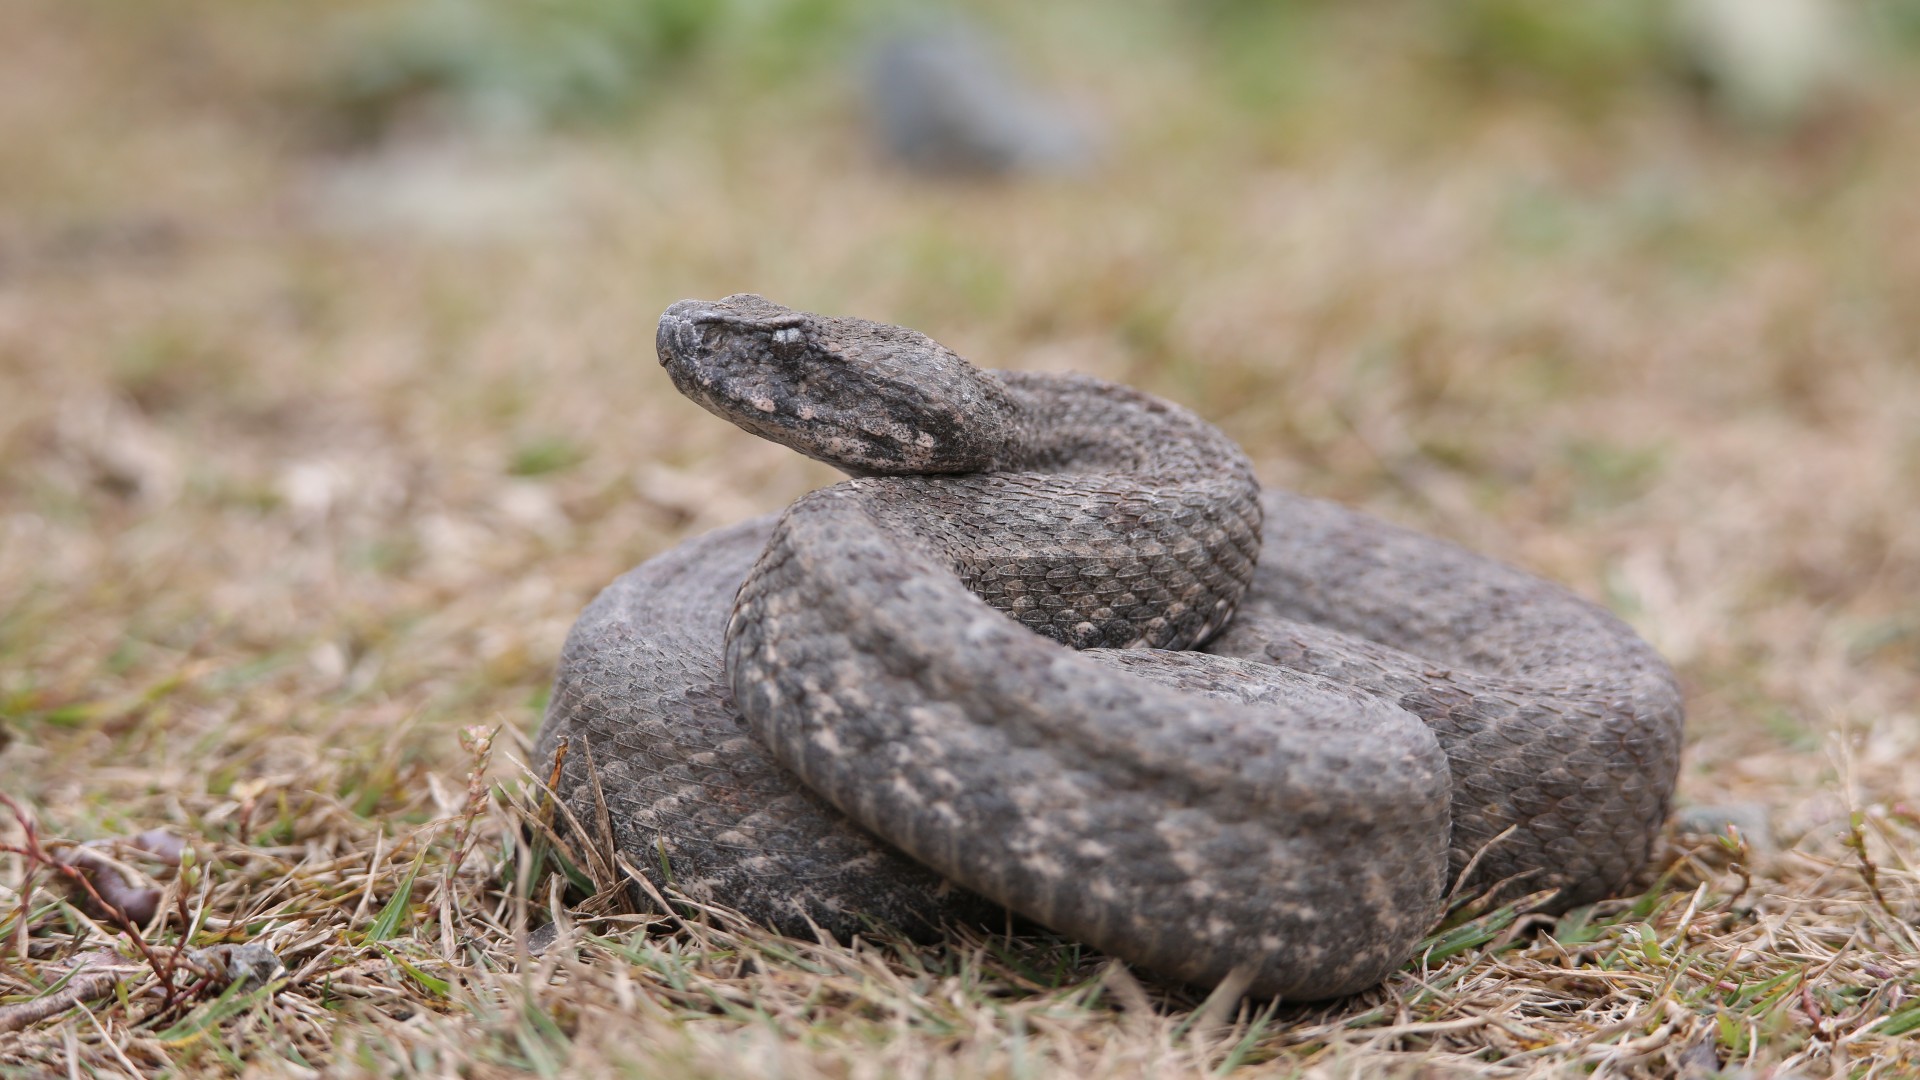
[534, 295, 1684, 1001]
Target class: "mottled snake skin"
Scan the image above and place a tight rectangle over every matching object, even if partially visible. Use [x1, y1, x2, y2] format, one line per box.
[534, 295, 1684, 1001]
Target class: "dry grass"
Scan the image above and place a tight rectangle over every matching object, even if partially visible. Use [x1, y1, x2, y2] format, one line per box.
[3, 2, 1919, 1076]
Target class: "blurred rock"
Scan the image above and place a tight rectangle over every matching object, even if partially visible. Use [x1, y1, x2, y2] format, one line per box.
[1674, 0, 1857, 130]
[1675, 1032, 1721, 1079]
[1674, 801, 1778, 855]
[866, 17, 1095, 176]
[187, 942, 286, 992]
[304, 138, 576, 242]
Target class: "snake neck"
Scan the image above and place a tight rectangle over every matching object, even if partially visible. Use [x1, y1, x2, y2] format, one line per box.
[991, 371, 1259, 489]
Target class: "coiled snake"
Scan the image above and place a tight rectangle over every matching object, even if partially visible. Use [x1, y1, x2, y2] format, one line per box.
[535, 295, 1684, 1001]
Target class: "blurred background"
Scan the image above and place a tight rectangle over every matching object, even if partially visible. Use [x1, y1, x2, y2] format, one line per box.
[3, 0, 1918, 884]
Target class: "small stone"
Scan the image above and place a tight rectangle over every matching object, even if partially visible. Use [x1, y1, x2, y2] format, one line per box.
[1673, 0, 1855, 130]
[1673, 802, 1777, 855]
[526, 921, 562, 957]
[188, 943, 286, 992]
[865, 16, 1095, 176]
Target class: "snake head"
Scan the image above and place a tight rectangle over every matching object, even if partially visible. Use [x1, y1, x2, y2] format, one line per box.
[657, 294, 1020, 476]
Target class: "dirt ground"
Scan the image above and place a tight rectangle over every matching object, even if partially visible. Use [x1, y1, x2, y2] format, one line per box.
[3, 2, 1918, 1076]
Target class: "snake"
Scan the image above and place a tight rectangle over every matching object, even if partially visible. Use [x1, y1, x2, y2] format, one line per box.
[534, 295, 1684, 1001]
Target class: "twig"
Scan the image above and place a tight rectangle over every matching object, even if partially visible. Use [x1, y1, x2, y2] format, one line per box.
[1842, 812, 1901, 923]
[0, 971, 116, 1033]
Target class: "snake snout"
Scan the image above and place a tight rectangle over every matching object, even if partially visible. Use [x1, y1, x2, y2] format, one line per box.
[656, 301, 713, 368]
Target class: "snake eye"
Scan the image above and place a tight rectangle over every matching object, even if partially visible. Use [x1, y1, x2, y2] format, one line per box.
[769, 325, 807, 361]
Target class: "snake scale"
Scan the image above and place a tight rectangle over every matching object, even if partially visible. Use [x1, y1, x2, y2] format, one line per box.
[534, 295, 1684, 1001]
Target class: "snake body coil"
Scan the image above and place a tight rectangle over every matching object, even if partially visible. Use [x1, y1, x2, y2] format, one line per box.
[535, 295, 1684, 1000]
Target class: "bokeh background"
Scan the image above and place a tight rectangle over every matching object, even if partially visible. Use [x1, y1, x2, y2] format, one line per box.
[4, 0, 1920, 1075]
